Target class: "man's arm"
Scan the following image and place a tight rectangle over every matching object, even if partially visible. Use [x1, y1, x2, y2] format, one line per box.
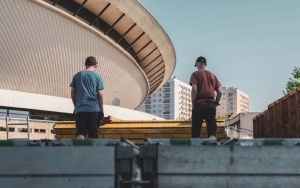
[191, 84, 197, 109]
[97, 89, 104, 114]
[215, 87, 222, 105]
[71, 87, 76, 107]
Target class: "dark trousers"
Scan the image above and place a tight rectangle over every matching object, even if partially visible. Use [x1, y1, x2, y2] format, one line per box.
[191, 101, 217, 138]
[75, 112, 99, 138]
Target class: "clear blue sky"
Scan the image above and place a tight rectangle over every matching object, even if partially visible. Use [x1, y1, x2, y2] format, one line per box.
[139, 0, 300, 112]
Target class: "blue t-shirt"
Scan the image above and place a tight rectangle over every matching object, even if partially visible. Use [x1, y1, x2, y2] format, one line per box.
[70, 70, 104, 114]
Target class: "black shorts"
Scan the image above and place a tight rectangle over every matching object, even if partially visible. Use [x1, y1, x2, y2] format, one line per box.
[75, 112, 99, 138]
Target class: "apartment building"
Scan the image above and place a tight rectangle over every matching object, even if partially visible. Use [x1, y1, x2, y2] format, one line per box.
[217, 87, 249, 119]
[140, 77, 192, 120]
[140, 81, 249, 120]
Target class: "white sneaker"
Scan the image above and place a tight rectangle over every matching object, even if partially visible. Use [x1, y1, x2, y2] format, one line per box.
[209, 135, 216, 139]
[76, 135, 85, 140]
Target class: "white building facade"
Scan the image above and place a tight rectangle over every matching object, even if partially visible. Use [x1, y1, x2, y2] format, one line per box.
[140, 77, 192, 120]
[141, 84, 249, 121]
[217, 87, 249, 119]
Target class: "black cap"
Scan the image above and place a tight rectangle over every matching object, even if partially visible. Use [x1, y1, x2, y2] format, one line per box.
[195, 56, 207, 67]
[85, 56, 98, 66]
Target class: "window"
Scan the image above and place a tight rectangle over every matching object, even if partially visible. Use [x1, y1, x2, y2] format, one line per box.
[17, 128, 28, 132]
[0, 109, 7, 117]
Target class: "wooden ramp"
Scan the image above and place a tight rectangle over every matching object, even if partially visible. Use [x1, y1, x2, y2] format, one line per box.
[53, 119, 227, 144]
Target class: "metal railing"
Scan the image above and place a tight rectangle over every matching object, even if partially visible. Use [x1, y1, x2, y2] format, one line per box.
[5, 116, 30, 139]
[224, 125, 253, 139]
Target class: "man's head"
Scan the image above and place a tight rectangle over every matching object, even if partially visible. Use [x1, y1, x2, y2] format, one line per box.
[85, 56, 98, 67]
[194, 56, 207, 67]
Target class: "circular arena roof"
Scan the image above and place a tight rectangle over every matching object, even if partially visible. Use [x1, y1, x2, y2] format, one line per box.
[0, 0, 176, 112]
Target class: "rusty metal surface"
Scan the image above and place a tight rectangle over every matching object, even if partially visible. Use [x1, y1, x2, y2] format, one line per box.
[253, 87, 300, 138]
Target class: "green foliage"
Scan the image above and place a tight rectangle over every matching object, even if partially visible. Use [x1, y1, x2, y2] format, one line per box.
[283, 67, 300, 95]
[170, 138, 191, 145]
[72, 139, 93, 146]
[216, 113, 232, 121]
[0, 140, 14, 146]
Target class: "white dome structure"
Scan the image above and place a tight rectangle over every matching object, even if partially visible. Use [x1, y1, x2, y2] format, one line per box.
[0, 0, 175, 120]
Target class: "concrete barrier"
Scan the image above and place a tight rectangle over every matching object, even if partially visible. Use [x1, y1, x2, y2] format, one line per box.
[0, 139, 117, 188]
[2, 138, 300, 188]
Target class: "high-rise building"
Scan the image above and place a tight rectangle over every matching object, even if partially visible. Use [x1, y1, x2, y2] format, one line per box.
[217, 87, 249, 119]
[140, 83, 249, 121]
[140, 77, 192, 120]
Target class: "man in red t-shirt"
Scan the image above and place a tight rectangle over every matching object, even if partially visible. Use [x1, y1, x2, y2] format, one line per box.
[189, 56, 222, 138]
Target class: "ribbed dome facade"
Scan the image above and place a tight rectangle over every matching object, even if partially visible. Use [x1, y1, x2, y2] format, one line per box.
[0, 0, 175, 115]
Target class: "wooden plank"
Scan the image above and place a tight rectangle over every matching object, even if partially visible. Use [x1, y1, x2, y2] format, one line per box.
[54, 120, 224, 129]
[282, 96, 290, 137]
[100, 127, 224, 134]
[255, 113, 262, 138]
[253, 115, 258, 138]
[54, 127, 222, 136]
[297, 88, 300, 137]
[260, 112, 266, 138]
[53, 120, 227, 144]
[268, 103, 275, 137]
[259, 113, 264, 138]
[55, 134, 75, 139]
[100, 128, 190, 134]
[53, 130, 76, 134]
[56, 128, 224, 136]
[264, 111, 270, 138]
[274, 99, 282, 138]
[288, 91, 297, 137]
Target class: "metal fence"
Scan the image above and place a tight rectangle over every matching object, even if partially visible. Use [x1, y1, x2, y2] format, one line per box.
[224, 125, 253, 139]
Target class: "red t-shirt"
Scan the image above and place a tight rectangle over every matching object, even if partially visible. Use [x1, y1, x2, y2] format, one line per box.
[189, 70, 221, 103]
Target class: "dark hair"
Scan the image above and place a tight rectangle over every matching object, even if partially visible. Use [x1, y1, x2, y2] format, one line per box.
[85, 56, 97, 66]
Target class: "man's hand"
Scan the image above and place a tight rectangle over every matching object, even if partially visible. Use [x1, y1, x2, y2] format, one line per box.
[98, 111, 104, 127]
[213, 101, 220, 106]
[99, 111, 104, 120]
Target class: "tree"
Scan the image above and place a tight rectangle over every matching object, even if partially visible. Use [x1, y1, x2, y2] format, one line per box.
[283, 67, 300, 95]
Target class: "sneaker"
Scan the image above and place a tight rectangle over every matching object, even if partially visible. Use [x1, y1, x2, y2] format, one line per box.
[76, 135, 85, 140]
[209, 135, 216, 139]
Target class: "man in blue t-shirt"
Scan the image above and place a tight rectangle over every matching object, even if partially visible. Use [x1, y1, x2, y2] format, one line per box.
[70, 56, 104, 139]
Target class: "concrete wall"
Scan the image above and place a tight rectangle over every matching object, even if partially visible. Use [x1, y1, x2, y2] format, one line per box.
[2, 138, 300, 188]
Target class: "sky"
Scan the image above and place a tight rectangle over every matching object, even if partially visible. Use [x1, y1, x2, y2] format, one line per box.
[139, 0, 300, 112]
